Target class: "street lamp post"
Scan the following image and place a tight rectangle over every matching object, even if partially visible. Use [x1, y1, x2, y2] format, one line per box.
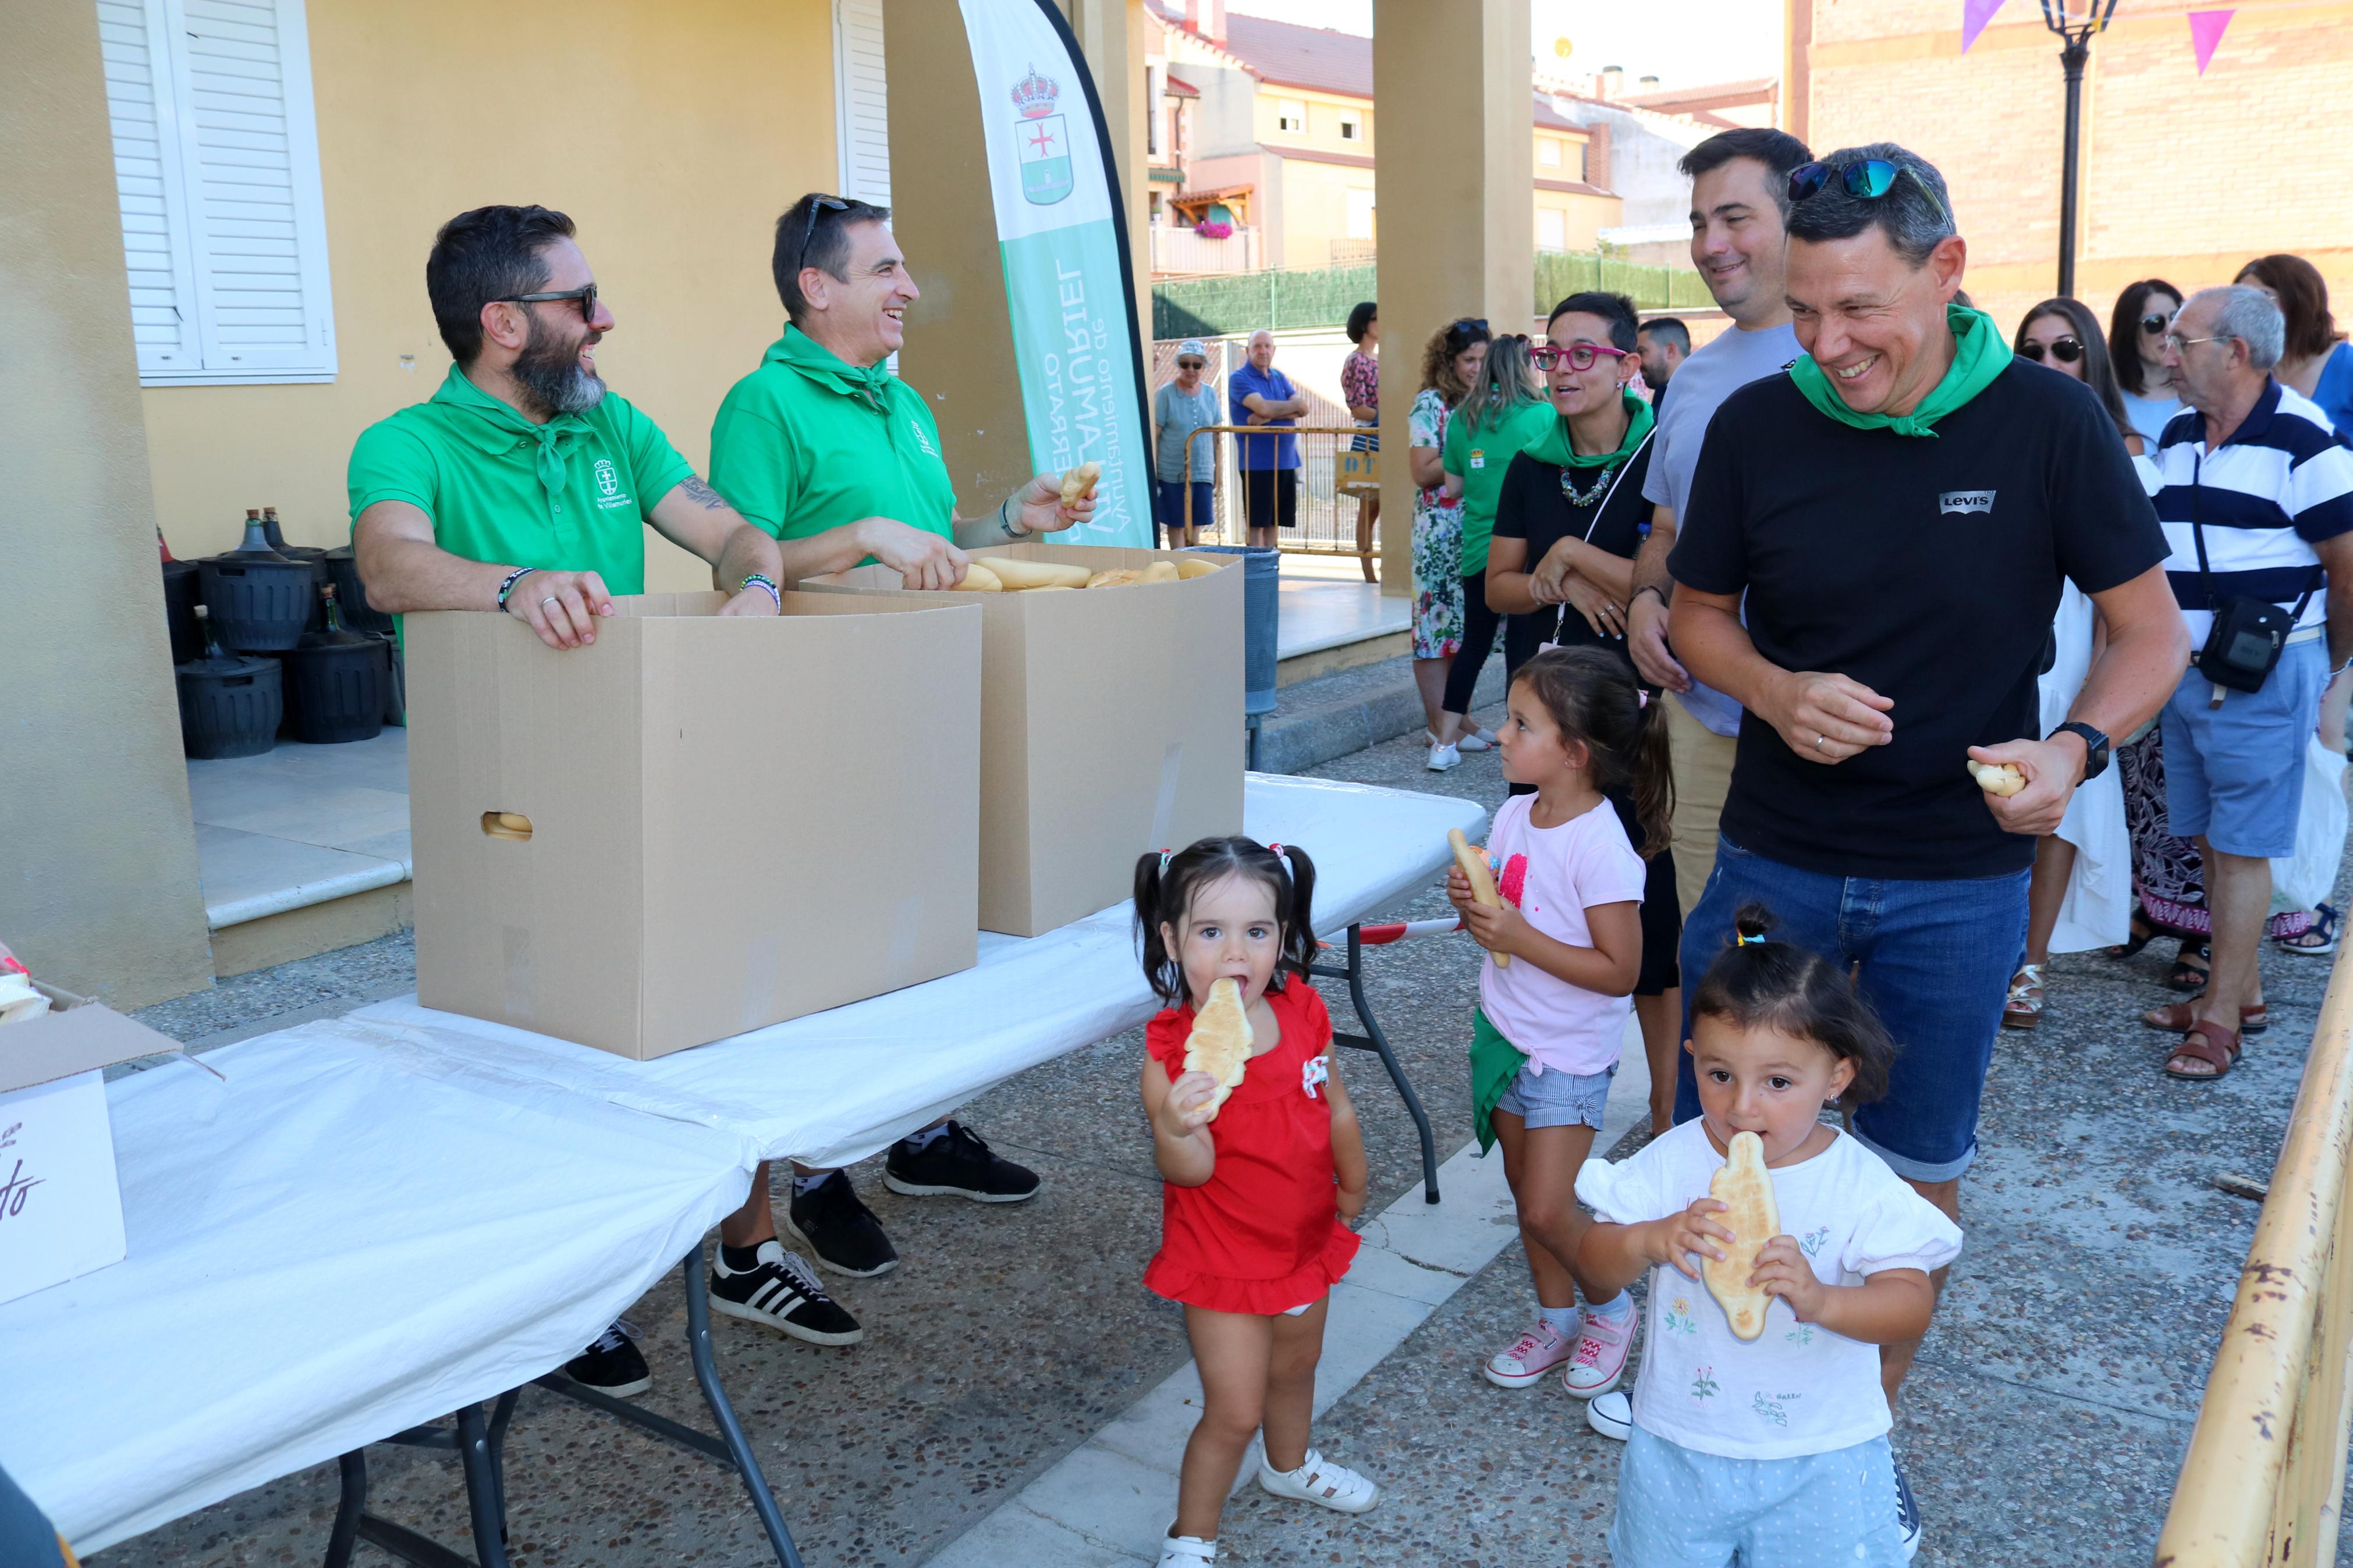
[2041, 0, 2119, 300]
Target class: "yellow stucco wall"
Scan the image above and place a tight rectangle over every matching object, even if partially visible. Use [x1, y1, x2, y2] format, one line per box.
[134, 0, 842, 593]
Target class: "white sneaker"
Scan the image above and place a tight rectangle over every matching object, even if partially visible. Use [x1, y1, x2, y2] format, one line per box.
[1426, 741, 1462, 772]
[1258, 1448, 1379, 1513]
[1157, 1530, 1216, 1565]
[1458, 726, 1496, 752]
[1483, 1320, 1575, 1388]
[1561, 1305, 1634, 1397]
[1587, 1388, 1632, 1441]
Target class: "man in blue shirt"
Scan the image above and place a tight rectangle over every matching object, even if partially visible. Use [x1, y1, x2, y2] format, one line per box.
[1229, 329, 1307, 547]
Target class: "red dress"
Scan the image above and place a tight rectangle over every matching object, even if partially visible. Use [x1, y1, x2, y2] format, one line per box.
[1143, 979, 1361, 1314]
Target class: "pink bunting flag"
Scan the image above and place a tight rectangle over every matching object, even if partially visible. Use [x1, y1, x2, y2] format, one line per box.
[1961, 0, 2006, 52]
[2187, 9, 2234, 74]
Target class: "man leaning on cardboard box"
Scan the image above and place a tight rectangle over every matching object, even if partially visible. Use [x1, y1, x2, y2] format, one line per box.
[353, 200, 1093, 1389]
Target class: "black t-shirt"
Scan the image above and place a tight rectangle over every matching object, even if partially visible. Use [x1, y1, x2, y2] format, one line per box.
[1492, 430, 1657, 656]
[1667, 359, 2168, 879]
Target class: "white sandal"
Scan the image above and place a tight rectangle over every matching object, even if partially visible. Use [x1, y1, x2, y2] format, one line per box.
[1258, 1448, 1379, 1513]
[1156, 1530, 1216, 1565]
[1428, 727, 1493, 753]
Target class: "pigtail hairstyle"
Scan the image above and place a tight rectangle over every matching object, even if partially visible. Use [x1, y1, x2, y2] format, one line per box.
[1133, 836, 1320, 1005]
[1508, 646, 1675, 856]
[1690, 903, 1895, 1107]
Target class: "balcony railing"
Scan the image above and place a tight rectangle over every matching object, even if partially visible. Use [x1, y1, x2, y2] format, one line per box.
[1149, 223, 1262, 277]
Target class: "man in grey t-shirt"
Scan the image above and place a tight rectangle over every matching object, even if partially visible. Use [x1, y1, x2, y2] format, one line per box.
[1626, 127, 1812, 922]
[1153, 338, 1223, 545]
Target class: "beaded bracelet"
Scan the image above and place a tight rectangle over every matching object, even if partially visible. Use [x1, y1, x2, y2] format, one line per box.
[739, 573, 782, 609]
[495, 566, 539, 612]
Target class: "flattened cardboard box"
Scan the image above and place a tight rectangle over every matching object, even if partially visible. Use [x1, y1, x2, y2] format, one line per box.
[0, 983, 185, 1307]
[804, 545, 1244, 936]
[406, 592, 984, 1059]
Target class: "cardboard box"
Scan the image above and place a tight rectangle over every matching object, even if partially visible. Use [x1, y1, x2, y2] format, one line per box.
[803, 545, 1244, 936]
[405, 591, 984, 1059]
[0, 983, 184, 1307]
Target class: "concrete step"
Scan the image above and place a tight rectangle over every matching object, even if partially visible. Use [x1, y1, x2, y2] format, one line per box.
[1253, 650, 1506, 776]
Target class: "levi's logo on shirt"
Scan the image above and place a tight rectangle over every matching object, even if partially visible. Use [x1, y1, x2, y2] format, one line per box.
[1939, 489, 1997, 516]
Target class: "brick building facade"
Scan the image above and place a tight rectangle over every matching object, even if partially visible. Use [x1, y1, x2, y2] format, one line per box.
[1788, 0, 2353, 338]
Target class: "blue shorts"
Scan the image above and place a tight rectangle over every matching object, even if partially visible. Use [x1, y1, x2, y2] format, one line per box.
[1610, 1427, 1907, 1567]
[1491, 1059, 1615, 1132]
[2162, 638, 2327, 860]
[1676, 838, 2028, 1182]
[1155, 479, 1215, 538]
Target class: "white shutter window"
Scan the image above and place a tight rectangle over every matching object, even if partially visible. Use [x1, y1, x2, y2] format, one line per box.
[833, 0, 892, 207]
[94, 0, 337, 385]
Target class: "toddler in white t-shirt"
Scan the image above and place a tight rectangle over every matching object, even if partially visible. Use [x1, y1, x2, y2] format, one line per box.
[1575, 904, 1962, 1567]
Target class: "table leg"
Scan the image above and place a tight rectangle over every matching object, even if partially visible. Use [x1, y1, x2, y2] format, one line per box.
[323, 1451, 365, 1568]
[1314, 925, 1440, 1203]
[682, 1257, 807, 1568]
[453, 1403, 512, 1568]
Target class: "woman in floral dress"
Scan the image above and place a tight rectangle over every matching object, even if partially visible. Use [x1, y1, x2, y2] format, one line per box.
[1408, 318, 1491, 747]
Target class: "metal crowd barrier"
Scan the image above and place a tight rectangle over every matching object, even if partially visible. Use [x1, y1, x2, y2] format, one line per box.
[1172, 424, 1382, 581]
[2156, 938, 2353, 1565]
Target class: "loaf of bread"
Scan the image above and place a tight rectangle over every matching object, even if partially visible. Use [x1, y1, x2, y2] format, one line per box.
[954, 563, 1003, 592]
[975, 556, 1091, 591]
[1448, 828, 1509, 968]
[1181, 976, 1256, 1119]
[1701, 1130, 1780, 1341]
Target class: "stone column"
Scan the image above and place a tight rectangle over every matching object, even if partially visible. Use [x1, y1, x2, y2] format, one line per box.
[1372, 0, 1534, 596]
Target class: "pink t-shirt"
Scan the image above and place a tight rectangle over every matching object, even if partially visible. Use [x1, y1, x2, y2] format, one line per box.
[1476, 794, 1647, 1076]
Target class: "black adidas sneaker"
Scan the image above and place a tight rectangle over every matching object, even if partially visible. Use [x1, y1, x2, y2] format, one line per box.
[709, 1240, 864, 1346]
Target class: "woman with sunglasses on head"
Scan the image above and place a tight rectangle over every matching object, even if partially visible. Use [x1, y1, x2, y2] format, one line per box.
[2106, 279, 2186, 447]
[1409, 319, 1491, 752]
[1999, 298, 2143, 1032]
[1432, 333, 1554, 770]
[1488, 291, 1685, 1135]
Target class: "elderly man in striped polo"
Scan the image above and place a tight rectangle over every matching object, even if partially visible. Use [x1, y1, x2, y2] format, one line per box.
[2147, 285, 2353, 1082]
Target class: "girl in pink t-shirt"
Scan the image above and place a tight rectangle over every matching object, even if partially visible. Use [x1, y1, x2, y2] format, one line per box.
[1446, 646, 1669, 1409]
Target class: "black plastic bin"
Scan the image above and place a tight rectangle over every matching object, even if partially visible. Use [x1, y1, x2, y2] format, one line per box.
[176, 654, 283, 759]
[162, 559, 202, 664]
[282, 630, 389, 745]
[201, 553, 312, 651]
[324, 546, 395, 635]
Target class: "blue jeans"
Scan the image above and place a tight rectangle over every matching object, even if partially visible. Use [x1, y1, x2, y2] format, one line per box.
[1675, 838, 2029, 1182]
[1155, 479, 1215, 541]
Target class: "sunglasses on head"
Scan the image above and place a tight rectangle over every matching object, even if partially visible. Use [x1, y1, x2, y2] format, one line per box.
[1533, 342, 1632, 372]
[2017, 336, 2084, 364]
[1787, 158, 1952, 229]
[496, 282, 598, 323]
[800, 195, 853, 258]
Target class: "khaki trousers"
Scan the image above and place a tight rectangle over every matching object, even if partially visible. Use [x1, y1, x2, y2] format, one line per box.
[1666, 696, 1739, 920]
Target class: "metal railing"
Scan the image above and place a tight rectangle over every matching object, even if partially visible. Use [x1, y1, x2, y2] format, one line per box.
[1148, 223, 1262, 277]
[1164, 424, 1380, 579]
[2157, 937, 2353, 1565]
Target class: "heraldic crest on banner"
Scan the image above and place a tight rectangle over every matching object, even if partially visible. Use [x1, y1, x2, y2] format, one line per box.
[1012, 65, 1073, 206]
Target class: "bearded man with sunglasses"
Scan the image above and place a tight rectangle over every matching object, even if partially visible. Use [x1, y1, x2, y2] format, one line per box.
[1662, 141, 2188, 1551]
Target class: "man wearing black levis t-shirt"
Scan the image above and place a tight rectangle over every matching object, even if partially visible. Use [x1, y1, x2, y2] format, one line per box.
[1664, 144, 2188, 1474]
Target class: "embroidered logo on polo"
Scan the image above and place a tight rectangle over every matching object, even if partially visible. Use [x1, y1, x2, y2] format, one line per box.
[1938, 489, 1996, 516]
[591, 458, 632, 510]
[910, 418, 939, 458]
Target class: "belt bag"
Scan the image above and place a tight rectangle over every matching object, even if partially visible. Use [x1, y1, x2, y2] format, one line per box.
[2189, 453, 2317, 694]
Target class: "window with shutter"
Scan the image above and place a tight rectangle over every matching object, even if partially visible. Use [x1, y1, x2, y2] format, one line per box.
[833, 0, 892, 207]
[95, 0, 337, 385]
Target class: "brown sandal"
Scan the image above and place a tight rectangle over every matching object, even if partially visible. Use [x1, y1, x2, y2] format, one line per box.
[2165, 1021, 2242, 1081]
[2143, 998, 2267, 1034]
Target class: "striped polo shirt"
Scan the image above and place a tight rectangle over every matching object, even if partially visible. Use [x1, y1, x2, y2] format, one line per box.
[2149, 379, 2353, 641]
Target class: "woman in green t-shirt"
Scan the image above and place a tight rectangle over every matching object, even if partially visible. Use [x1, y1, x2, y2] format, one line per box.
[1432, 335, 1555, 767]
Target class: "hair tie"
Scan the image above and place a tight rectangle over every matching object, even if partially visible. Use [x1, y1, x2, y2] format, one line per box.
[1158, 849, 1173, 873]
[1637, 689, 1650, 709]
[1267, 842, 1289, 877]
[1737, 931, 1766, 945]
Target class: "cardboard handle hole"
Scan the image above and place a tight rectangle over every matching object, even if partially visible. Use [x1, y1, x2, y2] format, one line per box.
[481, 811, 534, 842]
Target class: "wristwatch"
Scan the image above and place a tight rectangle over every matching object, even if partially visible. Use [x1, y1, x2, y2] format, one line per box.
[2048, 720, 2111, 781]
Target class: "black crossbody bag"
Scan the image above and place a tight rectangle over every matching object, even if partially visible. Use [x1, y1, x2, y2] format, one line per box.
[2189, 450, 2317, 694]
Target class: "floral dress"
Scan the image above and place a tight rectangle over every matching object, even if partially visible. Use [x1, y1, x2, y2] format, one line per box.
[1340, 349, 1380, 452]
[1408, 387, 1465, 659]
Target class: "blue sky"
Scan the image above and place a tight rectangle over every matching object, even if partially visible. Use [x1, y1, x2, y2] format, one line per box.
[1223, 0, 1784, 90]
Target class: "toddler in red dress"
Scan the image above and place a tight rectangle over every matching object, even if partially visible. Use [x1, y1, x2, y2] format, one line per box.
[1134, 836, 1379, 1567]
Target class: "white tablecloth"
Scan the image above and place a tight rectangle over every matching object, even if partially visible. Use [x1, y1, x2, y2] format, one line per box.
[0, 1026, 753, 1555]
[348, 774, 1485, 1169]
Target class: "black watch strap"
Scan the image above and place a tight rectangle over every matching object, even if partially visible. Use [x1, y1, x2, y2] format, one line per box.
[2049, 720, 2111, 780]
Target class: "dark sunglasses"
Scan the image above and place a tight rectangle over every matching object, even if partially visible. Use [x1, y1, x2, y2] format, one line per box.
[496, 282, 598, 323]
[1533, 342, 1632, 372]
[2139, 312, 2173, 335]
[1787, 158, 1952, 229]
[800, 195, 853, 257]
[1176, 358, 1206, 369]
[1447, 317, 1490, 340]
[2017, 336, 2084, 364]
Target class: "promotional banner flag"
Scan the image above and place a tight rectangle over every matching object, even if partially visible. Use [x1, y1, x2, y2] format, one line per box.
[957, 0, 1155, 547]
[2187, 9, 2234, 74]
[1960, 0, 2006, 52]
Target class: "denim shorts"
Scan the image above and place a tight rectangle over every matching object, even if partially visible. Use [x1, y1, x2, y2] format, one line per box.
[2162, 637, 2327, 859]
[1492, 1059, 1616, 1132]
[1676, 838, 2029, 1182]
[1610, 1427, 1907, 1567]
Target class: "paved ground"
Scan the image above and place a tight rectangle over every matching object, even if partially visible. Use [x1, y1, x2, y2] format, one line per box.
[100, 712, 2336, 1567]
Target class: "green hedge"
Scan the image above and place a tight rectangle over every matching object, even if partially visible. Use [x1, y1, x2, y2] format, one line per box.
[1152, 252, 1707, 339]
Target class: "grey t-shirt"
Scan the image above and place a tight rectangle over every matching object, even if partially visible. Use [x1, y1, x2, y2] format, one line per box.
[1643, 319, 1802, 737]
[1154, 380, 1223, 483]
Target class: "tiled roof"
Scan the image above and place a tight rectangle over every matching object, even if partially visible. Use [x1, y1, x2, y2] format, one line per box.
[1216, 13, 1372, 98]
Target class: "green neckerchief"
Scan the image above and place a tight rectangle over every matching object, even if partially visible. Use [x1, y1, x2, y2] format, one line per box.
[432, 364, 593, 498]
[769, 324, 896, 413]
[1522, 389, 1655, 470]
[1787, 303, 2007, 437]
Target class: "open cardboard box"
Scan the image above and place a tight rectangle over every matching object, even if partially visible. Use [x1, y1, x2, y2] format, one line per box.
[802, 545, 1244, 936]
[404, 591, 984, 1059]
[0, 982, 186, 1307]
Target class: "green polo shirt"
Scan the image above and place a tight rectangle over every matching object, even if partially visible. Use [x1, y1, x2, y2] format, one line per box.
[708, 327, 960, 546]
[1443, 399, 1557, 576]
[346, 364, 695, 596]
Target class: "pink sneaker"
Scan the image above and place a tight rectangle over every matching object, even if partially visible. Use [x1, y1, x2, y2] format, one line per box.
[1482, 1320, 1575, 1389]
[1561, 1307, 1632, 1398]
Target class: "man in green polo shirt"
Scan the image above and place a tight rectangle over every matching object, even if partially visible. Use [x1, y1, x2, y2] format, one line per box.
[705, 193, 1090, 1299]
[350, 204, 866, 1384]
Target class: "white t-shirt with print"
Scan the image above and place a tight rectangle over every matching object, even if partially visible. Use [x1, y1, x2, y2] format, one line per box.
[1575, 1119, 1963, 1462]
[1475, 794, 1646, 1076]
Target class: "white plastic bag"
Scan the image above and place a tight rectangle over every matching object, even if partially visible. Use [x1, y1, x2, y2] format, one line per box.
[2273, 736, 2349, 914]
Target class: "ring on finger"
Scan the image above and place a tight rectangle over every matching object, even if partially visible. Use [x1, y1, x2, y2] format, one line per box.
[1815, 734, 1825, 749]
[541, 595, 560, 609]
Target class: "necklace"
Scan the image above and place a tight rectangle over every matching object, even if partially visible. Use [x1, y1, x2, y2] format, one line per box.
[1559, 459, 1619, 508]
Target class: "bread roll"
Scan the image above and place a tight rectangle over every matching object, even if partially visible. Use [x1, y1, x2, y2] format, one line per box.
[1701, 1130, 1780, 1341]
[975, 556, 1091, 591]
[1448, 827, 1509, 968]
[1141, 560, 1180, 584]
[1968, 759, 2026, 797]
[1176, 557, 1221, 579]
[953, 563, 1003, 592]
[1087, 568, 1144, 589]
[1059, 461, 1102, 506]
[1181, 976, 1255, 1119]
